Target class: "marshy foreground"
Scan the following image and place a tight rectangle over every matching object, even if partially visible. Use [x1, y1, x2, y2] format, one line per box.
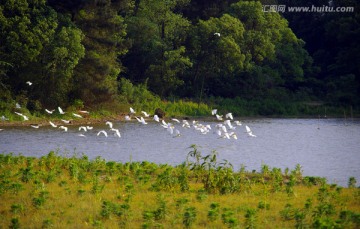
[0, 150, 359, 228]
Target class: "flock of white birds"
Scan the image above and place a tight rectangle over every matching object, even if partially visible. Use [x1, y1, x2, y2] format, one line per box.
[2, 104, 257, 140]
[1, 81, 257, 138]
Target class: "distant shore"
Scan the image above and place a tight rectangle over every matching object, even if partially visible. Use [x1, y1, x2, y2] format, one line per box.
[1, 113, 358, 128]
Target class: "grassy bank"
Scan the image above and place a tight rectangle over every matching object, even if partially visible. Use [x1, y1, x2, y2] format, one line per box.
[0, 149, 359, 228]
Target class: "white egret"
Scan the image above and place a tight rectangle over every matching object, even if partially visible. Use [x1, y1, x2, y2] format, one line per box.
[97, 130, 108, 137]
[167, 124, 174, 135]
[182, 120, 190, 128]
[245, 125, 257, 137]
[229, 132, 238, 140]
[15, 103, 21, 109]
[141, 111, 150, 117]
[45, 109, 54, 114]
[86, 126, 93, 130]
[79, 110, 89, 114]
[58, 107, 65, 114]
[214, 32, 221, 37]
[105, 121, 113, 129]
[26, 81, 32, 86]
[49, 121, 57, 128]
[234, 120, 242, 126]
[30, 124, 39, 129]
[59, 126, 68, 132]
[211, 109, 217, 115]
[139, 117, 147, 125]
[78, 134, 86, 137]
[171, 118, 180, 123]
[225, 113, 233, 120]
[161, 120, 168, 128]
[125, 115, 131, 121]
[61, 119, 71, 124]
[224, 120, 235, 130]
[216, 114, 223, 121]
[14, 112, 29, 121]
[73, 113, 83, 118]
[130, 107, 136, 114]
[111, 128, 121, 138]
[153, 115, 160, 122]
[79, 126, 87, 132]
[174, 129, 181, 137]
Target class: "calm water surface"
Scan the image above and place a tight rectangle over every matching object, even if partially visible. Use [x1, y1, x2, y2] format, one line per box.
[1, 118, 359, 186]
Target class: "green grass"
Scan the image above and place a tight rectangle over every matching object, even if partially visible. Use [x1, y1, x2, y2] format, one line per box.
[0, 149, 359, 228]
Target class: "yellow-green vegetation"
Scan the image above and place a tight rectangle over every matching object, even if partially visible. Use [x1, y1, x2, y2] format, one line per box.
[0, 147, 359, 228]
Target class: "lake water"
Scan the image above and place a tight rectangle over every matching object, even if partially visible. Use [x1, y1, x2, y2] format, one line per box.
[1, 118, 359, 187]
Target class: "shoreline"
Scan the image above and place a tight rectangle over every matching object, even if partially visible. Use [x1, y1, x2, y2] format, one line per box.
[1, 113, 358, 127]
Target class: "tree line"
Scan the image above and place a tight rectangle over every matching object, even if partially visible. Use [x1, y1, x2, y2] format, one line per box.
[0, 0, 359, 114]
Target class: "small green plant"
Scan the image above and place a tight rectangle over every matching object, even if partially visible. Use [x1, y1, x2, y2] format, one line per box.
[10, 204, 25, 215]
[221, 208, 238, 228]
[257, 201, 270, 210]
[245, 208, 257, 229]
[9, 218, 20, 229]
[183, 207, 197, 228]
[207, 202, 220, 222]
[348, 177, 357, 188]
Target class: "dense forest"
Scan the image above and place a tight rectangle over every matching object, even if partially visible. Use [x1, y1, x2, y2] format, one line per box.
[0, 0, 359, 117]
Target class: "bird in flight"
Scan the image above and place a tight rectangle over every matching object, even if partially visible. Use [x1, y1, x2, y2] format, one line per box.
[58, 107, 65, 114]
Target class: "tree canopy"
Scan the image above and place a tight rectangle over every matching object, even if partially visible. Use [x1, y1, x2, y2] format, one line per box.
[0, 0, 358, 113]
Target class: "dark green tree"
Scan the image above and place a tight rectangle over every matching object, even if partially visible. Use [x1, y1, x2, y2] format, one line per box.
[123, 0, 192, 97]
[71, 0, 129, 105]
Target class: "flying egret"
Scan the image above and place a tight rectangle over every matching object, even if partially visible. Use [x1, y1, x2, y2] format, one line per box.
[97, 130, 108, 137]
[58, 107, 65, 114]
[225, 113, 233, 120]
[59, 126, 68, 132]
[171, 118, 180, 123]
[182, 120, 191, 128]
[49, 121, 57, 128]
[14, 112, 29, 121]
[211, 109, 217, 115]
[105, 121, 113, 129]
[45, 109, 54, 114]
[73, 113, 83, 118]
[214, 32, 221, 37]
[139, 117, 147, 125]
[229, 132, 238, 140]
[61, 119, 71, 124]
[125, 115, 131, 121]
[161, 120, 168, 128]
[26, 81, 32, 86]
[224, 120, 235, 130]
[174, 129, 181, 137]
[130, 107, 136, 114]
[216, 114, 223, 121]
[245, 125, 257, 137]
[153, 115, 160, 122]
[111, 128, 121, 138]
[234, 120, 242, 126]
[141, 111, 150, 117]
[79, 126, 87, 132]
[86, 126, 93, 130]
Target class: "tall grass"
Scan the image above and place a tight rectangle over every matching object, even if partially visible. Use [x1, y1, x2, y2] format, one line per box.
[0, 150, 359, 228]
